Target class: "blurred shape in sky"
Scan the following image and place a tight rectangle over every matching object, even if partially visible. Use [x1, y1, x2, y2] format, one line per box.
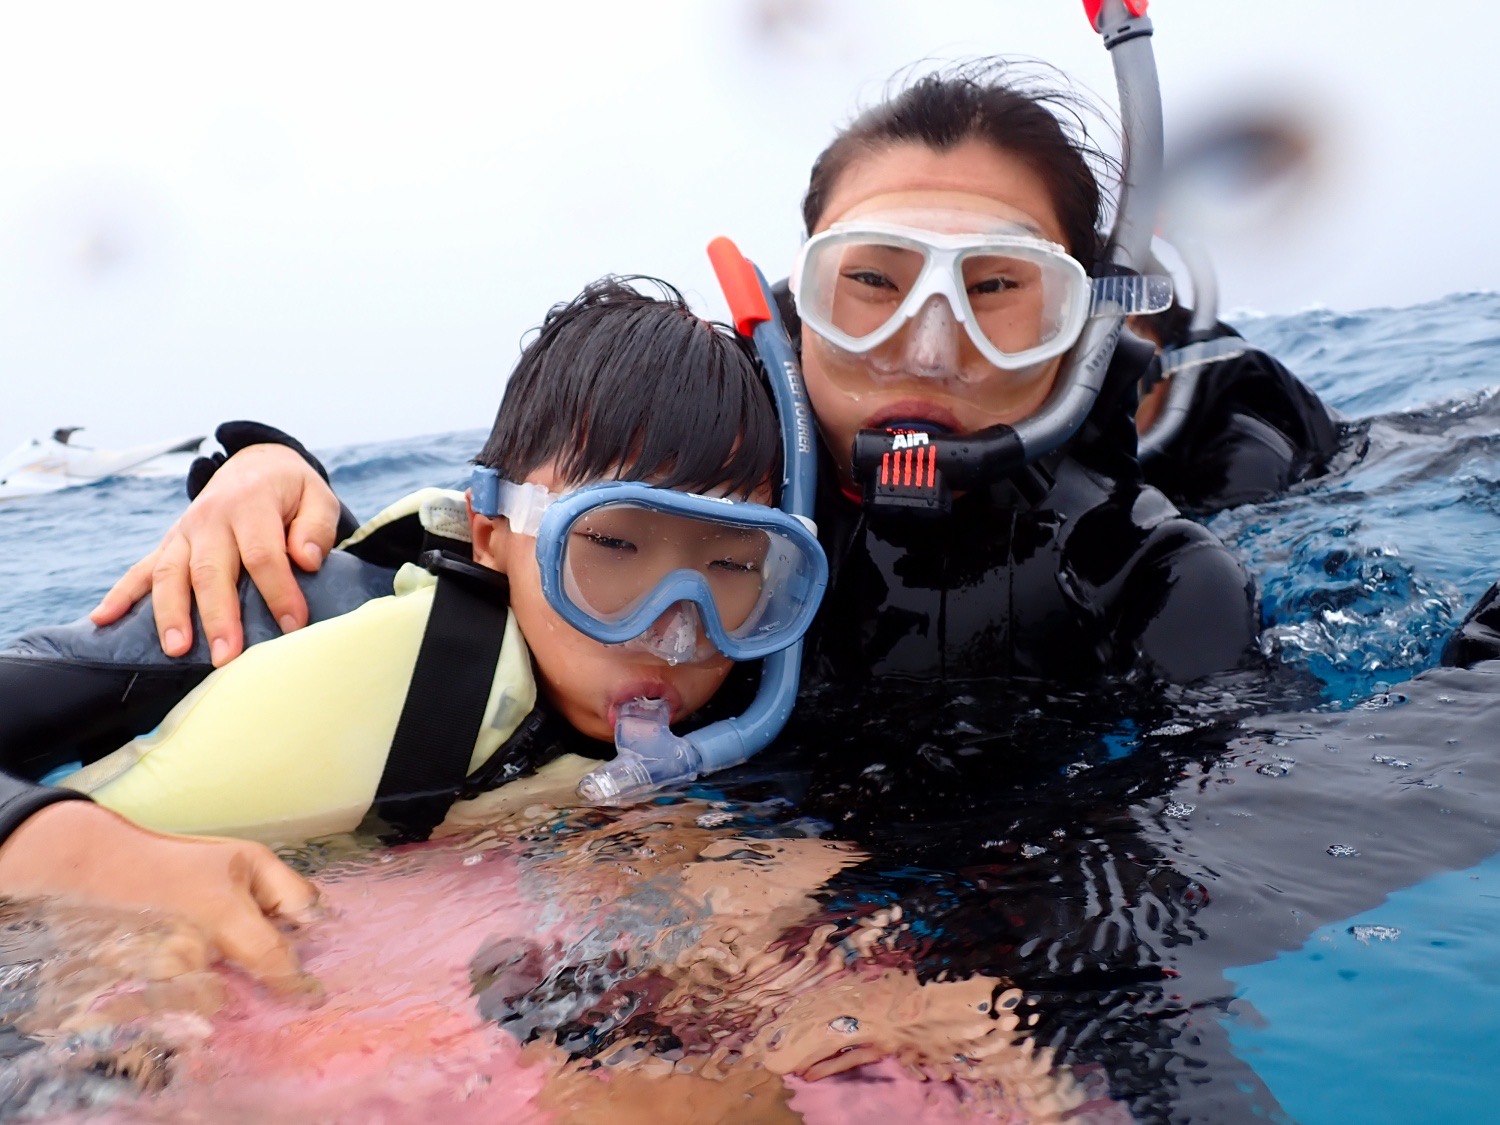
[0, 0, 1489, 451]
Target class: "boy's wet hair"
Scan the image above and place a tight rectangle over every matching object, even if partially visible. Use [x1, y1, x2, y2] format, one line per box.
[478, 276, 780, 497]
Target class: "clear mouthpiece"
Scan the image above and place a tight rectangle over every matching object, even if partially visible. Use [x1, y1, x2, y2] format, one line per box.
[576, 697, 704, 805]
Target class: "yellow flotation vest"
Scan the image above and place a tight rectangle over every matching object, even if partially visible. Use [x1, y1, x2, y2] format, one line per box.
[62, 562, 556, 843]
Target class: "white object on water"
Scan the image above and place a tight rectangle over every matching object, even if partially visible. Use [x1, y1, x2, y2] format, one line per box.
[0, 427, 203, 501]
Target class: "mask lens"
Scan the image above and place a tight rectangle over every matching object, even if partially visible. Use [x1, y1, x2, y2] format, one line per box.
[801, 236, 925, 347]
[959, 251, 1063, 358]
[797, 227, 1089, 373]
[561, 503, 776, 636]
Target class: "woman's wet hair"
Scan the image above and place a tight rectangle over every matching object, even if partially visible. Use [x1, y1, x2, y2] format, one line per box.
[802, 60, 1116, 271]
[477, 277, 780, 496]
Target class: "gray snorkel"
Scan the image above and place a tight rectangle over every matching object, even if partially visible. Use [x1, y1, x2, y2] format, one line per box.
[1137, 236, 1248, 459]
[577, 239, 822, 804]
[850, 0, 1166, 512]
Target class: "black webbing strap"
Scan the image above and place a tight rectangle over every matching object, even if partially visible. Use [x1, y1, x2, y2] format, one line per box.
[375, 550, 511, 841]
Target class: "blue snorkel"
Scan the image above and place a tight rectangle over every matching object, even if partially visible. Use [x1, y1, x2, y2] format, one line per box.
[576, 238, 821, 804]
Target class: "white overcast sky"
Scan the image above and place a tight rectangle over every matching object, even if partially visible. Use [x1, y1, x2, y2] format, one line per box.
[0, 0, 1492, 449]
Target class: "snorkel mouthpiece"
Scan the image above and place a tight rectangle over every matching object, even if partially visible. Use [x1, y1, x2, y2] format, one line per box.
[852, 422, 1028, 515]
[577, 697, 704, 804]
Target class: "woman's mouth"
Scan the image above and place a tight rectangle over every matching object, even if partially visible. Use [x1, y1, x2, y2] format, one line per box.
[862, 399, 963, 434]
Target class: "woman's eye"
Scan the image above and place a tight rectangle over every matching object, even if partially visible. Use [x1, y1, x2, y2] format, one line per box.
[969, 276, 1020, 296]
[709, 557, 760, 575]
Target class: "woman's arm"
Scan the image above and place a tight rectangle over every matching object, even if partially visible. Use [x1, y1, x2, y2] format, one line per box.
[1120, 523, 1259, 682]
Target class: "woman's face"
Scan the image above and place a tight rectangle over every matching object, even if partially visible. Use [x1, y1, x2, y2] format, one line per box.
[801, 139, 1072, 484]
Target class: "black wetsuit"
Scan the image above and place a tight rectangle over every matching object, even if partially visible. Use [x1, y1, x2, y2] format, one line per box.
[799, 329, 1259, 688]
[1140, 325, 1340, 513]
[1441, 581, 1500, 668]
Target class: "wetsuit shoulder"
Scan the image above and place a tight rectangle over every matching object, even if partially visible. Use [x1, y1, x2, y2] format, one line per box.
[1145, 339, 1340, 512]
[1063, 477, 1258, 681]
[68, 569, 540, 841]
[1441, 581, 1500, 668]
[0, 551, 396, 780]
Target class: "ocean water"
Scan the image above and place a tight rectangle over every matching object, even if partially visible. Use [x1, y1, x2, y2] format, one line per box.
[0, 290, 1498, 1122]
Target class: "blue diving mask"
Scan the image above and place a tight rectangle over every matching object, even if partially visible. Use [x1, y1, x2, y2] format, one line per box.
[469, 470, 826, 664]
[570, 237, 823, 804]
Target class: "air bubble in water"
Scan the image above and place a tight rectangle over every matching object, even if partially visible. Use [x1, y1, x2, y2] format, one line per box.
[1149, 723, 1193, 737]
[1350, 925, 1400, 945]
[1164, 801, 1196, 819]
[829, 1016, 859, 1034]
[1327, 844, 1360, 857]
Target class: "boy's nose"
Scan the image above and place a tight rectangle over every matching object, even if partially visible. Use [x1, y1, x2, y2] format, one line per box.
[633, 602, 706, 666]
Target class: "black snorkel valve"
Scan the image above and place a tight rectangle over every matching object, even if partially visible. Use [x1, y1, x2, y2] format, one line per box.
[852, 0, 1165, 514]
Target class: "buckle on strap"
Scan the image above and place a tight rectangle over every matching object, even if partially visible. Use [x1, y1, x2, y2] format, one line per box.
[419, 549, 511, 602]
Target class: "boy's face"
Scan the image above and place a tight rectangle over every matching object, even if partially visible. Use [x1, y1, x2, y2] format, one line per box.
[469, 464, 761, 743]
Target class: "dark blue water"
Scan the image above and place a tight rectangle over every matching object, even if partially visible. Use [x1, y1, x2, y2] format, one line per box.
[2, 290, 1498, 1123]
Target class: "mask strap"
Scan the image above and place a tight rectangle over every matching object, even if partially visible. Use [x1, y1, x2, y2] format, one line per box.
[469, 466, 555, 536]
[1089, 272, 1174, 317]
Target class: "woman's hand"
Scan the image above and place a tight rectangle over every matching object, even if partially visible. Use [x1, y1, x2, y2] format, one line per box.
[88, 444, 344, 666]
[0, 801, 320, 990]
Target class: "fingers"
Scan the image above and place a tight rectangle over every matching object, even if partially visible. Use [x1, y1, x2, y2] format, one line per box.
[149, 534, 197, 657]
[186, 523, 246, 667]
[207, 843, 321, 993]
[234, 506, 309, 636]
[209, 893, 309, 990]
[89, 551, 159, 628]
[242, 843, 321, 925]
[286, 479, 342, 574]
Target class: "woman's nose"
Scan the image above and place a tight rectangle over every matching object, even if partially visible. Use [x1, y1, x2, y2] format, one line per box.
[903, 294, 964, 378]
